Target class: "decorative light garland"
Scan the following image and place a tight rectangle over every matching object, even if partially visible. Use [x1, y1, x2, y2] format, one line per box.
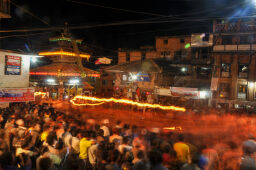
[38, 50, 90, 59]
[70, 95, 186, 112]
[30, 72, 100, 77]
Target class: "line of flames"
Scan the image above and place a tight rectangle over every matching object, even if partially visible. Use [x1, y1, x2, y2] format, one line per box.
[70, 95, 186, 112]
[34, 92, 46, 98]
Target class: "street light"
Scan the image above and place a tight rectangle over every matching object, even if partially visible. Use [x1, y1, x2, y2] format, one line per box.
[31, 57, 37, 63]
[181, 67, 187, 72]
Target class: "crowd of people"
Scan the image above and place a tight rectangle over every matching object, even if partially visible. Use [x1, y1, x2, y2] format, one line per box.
[0, 102, 256, 170]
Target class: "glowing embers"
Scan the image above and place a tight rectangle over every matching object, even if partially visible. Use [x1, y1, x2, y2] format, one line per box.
[163, 126, 182, 132]
[34, 92, 47, 98]
[70, 95, 186, 112]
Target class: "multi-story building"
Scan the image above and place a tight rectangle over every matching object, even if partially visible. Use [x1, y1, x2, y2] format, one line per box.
[107, 35, 213, 105]
[211, 19, 256, 109]
[0, 0, 11, 18]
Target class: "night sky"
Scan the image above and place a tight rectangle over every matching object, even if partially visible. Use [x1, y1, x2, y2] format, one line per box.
[0, 0, 254, 55]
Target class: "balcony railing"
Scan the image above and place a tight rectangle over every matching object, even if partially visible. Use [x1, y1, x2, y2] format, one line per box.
[0, 0, 10, 18]
[214, 22, 255, 33]
[213, 44, 256, 52]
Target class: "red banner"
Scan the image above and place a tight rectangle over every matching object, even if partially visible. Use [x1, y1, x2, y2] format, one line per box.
[0, 88, 35, 102]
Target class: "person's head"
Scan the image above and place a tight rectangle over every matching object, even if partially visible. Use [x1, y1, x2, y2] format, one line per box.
[123, 137, 129, 145]
[137, 150, 144, 159]
[148, 149, 162, 165]
[112, 128, 119, 135]
[81, 130, 90, 139]
[46, 132, 57, 146]
[97, 129, 104, 137]
[65, 153, 80, 169]
[177, 134, 184, 142]
[38, 157, 52, 170]
[108, 149, 120, 163]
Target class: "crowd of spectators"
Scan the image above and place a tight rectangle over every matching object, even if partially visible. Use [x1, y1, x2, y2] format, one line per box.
[0, 102, 256, 170]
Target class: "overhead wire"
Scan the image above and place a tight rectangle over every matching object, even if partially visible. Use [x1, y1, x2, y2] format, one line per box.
[66, 0, 171, 18]
[9, 0, 52, 27]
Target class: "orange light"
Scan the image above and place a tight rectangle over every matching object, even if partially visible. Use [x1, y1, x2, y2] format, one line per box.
[30, 72, 100, 77]
[163, 126, 182, 131]
[39, 50, 90, 59]
[34, 92, 46, 98]
[70, 95, 186, 112]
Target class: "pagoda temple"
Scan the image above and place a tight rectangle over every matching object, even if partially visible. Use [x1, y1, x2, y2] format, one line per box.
[30, 24, 100, 100]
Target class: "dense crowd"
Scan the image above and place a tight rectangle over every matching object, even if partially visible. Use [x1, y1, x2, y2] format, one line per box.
[0, 102, 256, 170]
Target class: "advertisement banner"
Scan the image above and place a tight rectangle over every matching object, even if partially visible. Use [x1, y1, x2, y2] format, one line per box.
[0, 88, 35, 102]
[5, 55, 21, 75]
[170, 87, 199, 98]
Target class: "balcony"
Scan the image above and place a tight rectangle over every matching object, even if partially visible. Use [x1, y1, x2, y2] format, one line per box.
[0, 0, 11, 18]
[213, 44, 256, 52]
[214, 22, 256, 33]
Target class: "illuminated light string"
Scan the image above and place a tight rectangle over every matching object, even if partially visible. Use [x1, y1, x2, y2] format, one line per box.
[38, 50, 90, 59]
[30, 72, 100, 77]
[70, 95, 186, 112]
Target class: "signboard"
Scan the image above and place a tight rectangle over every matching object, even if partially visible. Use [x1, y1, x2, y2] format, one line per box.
[0, 88, 34, 102]
[170, 87, 199, 98]
[5, 55, 21, 75]
[95, 57, 112, 65]
[211, 78, 218, 91]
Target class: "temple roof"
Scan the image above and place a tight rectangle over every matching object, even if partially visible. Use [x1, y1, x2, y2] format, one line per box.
[30, 63, 99, 77]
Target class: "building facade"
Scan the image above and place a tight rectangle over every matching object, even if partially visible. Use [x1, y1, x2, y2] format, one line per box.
[0, 50, 39, 107]
[211, 19, 256, 109]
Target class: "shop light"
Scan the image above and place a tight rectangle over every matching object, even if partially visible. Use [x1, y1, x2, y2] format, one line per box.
[69, 79, 80, 84]
[132, 75, 137, 80]
[199, 91, 208, 99]
[249, 82, 254, 88]
[46, 78, 55, 83]
[31, 57, 37, 63]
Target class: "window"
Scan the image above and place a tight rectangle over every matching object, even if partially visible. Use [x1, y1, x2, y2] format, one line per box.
[240, 36, 253, 44]
[238, 64, 248, 78]
[180, 38, 185, 43]
[222, 35, 232, 45]
[126, 53, 130, 62]
[196, 67, 211, 79]
[163, 39, 168, 44]
[141, 53, 146, 61]
[219, 83, 230, 98]
[221, 63, 231, 77]
[237, 84, 247, 100]
[102, 80, 108, 85]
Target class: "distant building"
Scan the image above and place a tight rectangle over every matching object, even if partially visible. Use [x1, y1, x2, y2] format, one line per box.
[112, 35, 213, 106]
[211, 19, 256, 109]
[0, 0, 11, 18]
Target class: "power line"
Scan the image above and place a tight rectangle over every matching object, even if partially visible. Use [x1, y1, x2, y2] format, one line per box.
[0, 31, 53, 39]
[10, 0, 52, 27]
[66, 0, 170, 18]
[1, 13, 256, 34]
